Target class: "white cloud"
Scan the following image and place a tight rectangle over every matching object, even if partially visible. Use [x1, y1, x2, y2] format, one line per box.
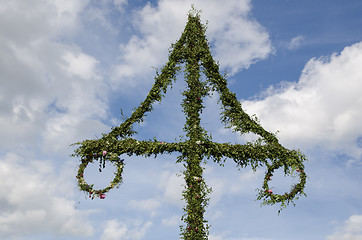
[206, 176, 226, 207]
[129, 198, 162, 217]
[0, 0, 87, 41]
[204, 165, 265, 210]
[209, 233, 275, 240]
[327, 215, 362, 240]
[113, 0, 127, 7]
[228, 169, 263, 195]
[83, 0, 128, 33]
[209, 234, 225, 240]
[102, 219, 128, 240]
[161, 215, 180, 227]
[0, 153, 94, 239]
[0, 0, 111, 154]
[287, 35, 304, 50]
[51, 0, 89, 34]
[203, 0, 272, 74]
[101, 219, 152, 240]
[242, 41, 362, 162]
[0, 1, 112, 236]
[62, 51, 100, 80]
[111, 0, 272, 89]
[158, 171, 184, 207]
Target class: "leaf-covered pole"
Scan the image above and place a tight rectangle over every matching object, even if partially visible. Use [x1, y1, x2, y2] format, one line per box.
[179, 13, 212, 238]
[71, 7, 307, 240]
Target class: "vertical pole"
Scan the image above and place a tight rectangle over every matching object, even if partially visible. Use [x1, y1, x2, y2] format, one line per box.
[180, 18, 210, 239]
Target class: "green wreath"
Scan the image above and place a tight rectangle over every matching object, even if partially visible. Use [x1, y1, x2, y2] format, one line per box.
[76, 151, 124, 199]
[256, 151, 307, 213]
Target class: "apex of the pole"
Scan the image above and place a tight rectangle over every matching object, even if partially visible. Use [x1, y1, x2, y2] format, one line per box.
[188, 4, 202, 18]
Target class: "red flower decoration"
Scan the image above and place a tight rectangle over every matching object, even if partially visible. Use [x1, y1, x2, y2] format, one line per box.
[100, 194, 106, 199]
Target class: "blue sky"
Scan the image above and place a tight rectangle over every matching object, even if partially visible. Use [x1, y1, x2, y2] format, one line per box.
[1, 0, 362, 239]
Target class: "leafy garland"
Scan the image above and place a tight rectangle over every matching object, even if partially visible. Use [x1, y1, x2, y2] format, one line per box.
[76, 151, 124, 199]
[71, 7, 307, 240]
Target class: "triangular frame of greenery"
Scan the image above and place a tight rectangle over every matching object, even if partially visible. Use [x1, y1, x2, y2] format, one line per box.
[72, 8, 307, 240]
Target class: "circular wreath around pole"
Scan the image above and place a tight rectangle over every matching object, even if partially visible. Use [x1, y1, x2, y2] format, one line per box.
[76, 151, 124, 199]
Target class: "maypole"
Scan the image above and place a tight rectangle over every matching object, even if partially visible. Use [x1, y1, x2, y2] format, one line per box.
[72, 8, 307, 240]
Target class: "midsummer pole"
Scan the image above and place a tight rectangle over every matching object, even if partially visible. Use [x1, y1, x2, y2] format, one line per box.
[72, 8, 307, 240]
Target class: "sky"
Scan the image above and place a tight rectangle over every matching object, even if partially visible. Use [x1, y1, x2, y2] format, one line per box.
[1, 0, 362, 239]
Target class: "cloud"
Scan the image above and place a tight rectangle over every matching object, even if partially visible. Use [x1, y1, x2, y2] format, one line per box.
[203, 0, 273, 74]
[111, 0, 273, 90]
[242, 41, 362, 162]
[101, 219, 152, 240]
[205, 165, 265, 209]
[0, 0, 114, 236]
[161, 215, 180, 227]
[228, 169, 263, 195]
[0, 0, 86, 44]
[82, 0, 128, 33]
[129, 198, 162, 217]
[101, 220, 128, 240]
[0, 153, 94, 239]
[113, 0, 127, 7]
[327, 215, 362, 240]
[209, 234, 276, 240]
[62, 51, 100, 80]
[0, 0, 112, 154]
[287, 35, 304, 50]
[158, 170, 184, 207]
[209, 234, 226, 240]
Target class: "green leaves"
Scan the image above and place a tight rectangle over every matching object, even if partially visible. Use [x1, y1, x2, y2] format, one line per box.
[76, 153, 124, 199]
[255, 150, 307, 214]
[71, 8, 307, 240]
